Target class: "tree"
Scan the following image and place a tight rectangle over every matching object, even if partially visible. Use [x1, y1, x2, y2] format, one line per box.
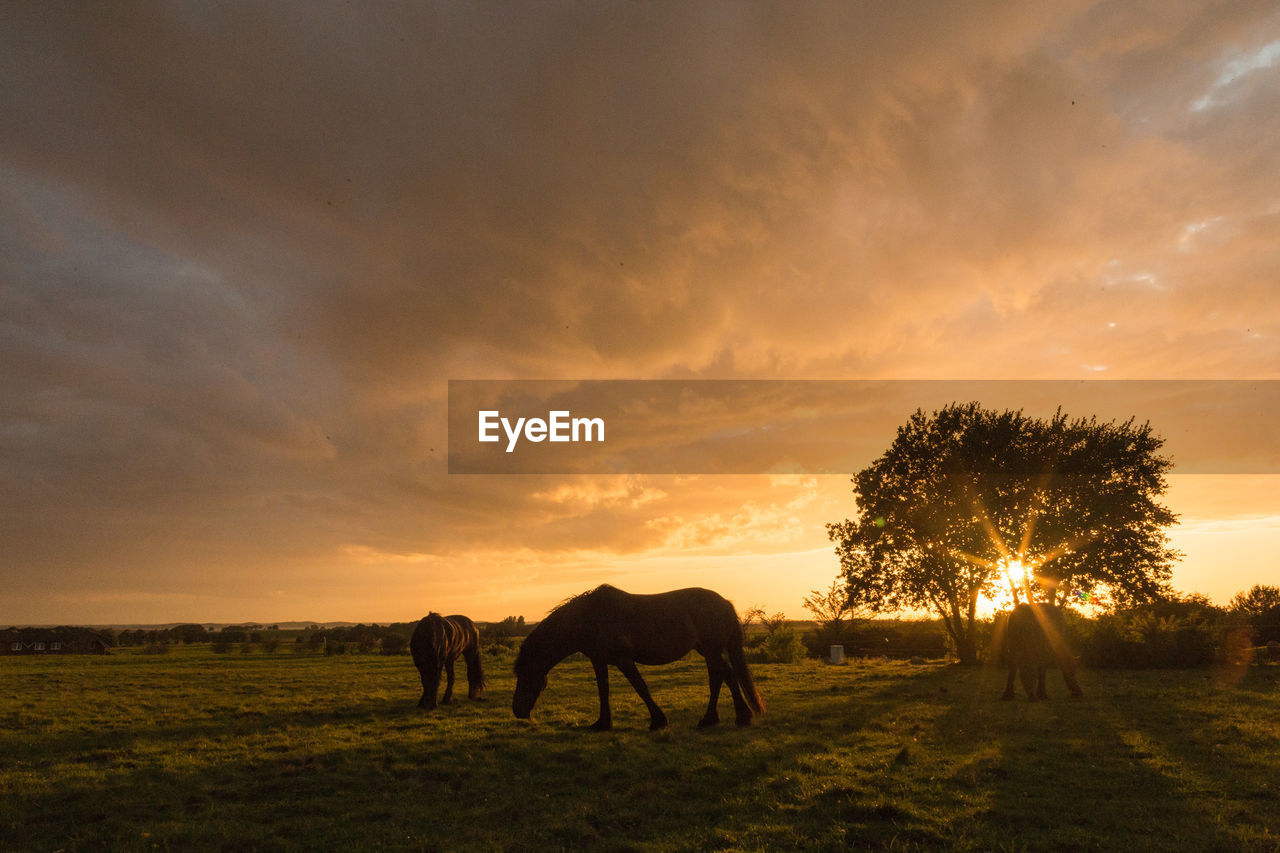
[742, 606, 788, 636]
[169, 624, 207, 644]
[828, 402, 1178, 664]
[761, 610, 789, 634]
[802, 580, 865, 645]
[1229, 584, 1280, 644]
[482, 616, 529, 642]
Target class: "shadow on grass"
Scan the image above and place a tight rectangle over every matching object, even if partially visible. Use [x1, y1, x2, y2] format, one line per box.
[1087, 668, 1280, 851]
[893, 665, 1272, 851]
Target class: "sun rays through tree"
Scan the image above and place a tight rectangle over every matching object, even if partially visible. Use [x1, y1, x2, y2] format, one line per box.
[828, 402, 1179, 664]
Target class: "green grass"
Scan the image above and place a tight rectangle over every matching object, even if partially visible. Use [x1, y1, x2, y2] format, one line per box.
[2, 647, 1277, 851]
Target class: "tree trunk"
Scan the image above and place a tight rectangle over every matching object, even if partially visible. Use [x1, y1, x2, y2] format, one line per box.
[953, 632, 979, 666]
[957, 592, 980, 665]
[940, 600, 981, 666]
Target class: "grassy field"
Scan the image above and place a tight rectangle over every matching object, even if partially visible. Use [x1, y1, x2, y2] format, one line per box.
[2, 647, 1277, 852]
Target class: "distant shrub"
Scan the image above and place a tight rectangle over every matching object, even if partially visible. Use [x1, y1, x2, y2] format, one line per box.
[480, 616, 530, 642]
[210, 640, 231, 654]
[1080, 596, 1226, 668]
[842, 619, 949, 660]
[755, 625, 806, 664]
[485, 637, 521, 662]
[1229, 585, 1280, 646]
[802, 627, 860, 660]
[260, 637, 280, 654]
[141, 642, 169, 655]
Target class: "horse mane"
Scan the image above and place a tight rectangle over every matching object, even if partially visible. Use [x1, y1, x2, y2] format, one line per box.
[547, 584, 620, 618]
[514, 585, 621, 674]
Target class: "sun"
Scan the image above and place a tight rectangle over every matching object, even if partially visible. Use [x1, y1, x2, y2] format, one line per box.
[1002, 556, 1028, 583]
[993, 555, 1039, 606]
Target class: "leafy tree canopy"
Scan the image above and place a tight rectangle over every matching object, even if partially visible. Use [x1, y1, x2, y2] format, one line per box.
[1229, 584, 1280, 618]
[828, 402, 1179, 663]
[1229, 584, 1280, 644]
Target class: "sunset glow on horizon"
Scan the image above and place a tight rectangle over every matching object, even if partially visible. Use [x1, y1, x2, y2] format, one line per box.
[2, 4, 1278, 626]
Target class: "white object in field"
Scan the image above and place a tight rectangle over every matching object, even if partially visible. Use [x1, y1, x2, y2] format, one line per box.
[829, 644, 844, 664]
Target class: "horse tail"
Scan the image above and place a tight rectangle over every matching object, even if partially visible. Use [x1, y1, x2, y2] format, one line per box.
[455, 615, 486, 700]
[728, 621, 765, 716]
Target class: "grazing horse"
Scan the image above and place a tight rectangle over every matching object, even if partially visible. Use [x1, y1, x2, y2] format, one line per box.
[512, 585, 764, 731]
[999, 603, 1084, 701]
[410, 613, 485, 710]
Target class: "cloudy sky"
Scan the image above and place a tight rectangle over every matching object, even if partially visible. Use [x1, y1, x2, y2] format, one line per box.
[2, 1, 1278, 625]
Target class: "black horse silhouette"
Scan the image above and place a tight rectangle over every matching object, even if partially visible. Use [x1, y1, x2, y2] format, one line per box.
[999, 602, 1084, 701]
[410, 613, 485, 710]
[512, 584, 764, 730]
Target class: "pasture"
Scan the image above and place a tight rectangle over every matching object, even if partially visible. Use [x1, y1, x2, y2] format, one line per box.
[2, 648, 1277, 851]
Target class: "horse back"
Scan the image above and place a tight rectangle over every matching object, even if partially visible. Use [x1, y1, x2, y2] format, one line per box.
[1005, 603, 1069, 669]
[411, 613, 476, 667]
[595, 587, 741, 664]
[443, 614, 479, 653]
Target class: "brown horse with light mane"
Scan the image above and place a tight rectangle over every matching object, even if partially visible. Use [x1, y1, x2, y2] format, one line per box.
[410, 613, 485, 710]
[512, 585, 764, 731]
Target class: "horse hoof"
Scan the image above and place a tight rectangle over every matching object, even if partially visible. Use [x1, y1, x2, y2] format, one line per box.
[589, 719, 613, 732]
[649, 718, 669, 731]
[697, 716, 719, 728]
[735, 715, 754, 726]
[999, 693, 1015, 702]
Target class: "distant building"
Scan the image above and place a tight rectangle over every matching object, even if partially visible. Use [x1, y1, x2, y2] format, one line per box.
[1, 627, 114, 655]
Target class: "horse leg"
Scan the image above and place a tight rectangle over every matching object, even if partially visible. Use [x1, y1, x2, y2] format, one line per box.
[1019, 664, 1039, 701]
[441, 656, 456, 704]
[1001, 664, 1017, 701]
[589, 657, 613, 731]
[1034, 665, 1049, 700]
[420, 664, 441, 710]
[615, 659, 668, 731]
[698, 655, 724, 727]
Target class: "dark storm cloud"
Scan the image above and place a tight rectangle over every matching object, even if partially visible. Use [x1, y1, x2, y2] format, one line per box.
[2, 1, 1278, 620]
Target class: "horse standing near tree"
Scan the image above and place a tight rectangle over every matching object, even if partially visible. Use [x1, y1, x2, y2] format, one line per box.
[999, 602, 1084, 701]
[410, 613, 485, 710]
[511, 585, 764, 730]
